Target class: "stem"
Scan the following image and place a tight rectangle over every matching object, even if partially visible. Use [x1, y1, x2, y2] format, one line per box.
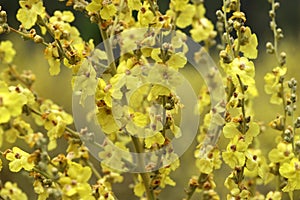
[28, 106, 81, 140]
[222, 0, 234, 58]
[9, 26, 48, 46]
[236, 0, 241, 12]
[33, 167, 53, 180]
[8, 65, 33, 90]
[234, 28, 241, 57]
[109, 0, 125, 39]
[185, 174, 208, 200]
[85, 159, 102, 180]
[237, 74, 247, 134]
[97, 21, 117, 75]
[279, 80, 287, 135]
[131, 136, 156, 200]
[270, 0, 280, 63]
[148, 0, 158, 16]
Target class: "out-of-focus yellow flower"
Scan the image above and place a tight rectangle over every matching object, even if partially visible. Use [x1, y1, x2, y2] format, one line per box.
[49, 10, 75, 23]
[264, 66, 287, 105]
[265, 191, 282, 200]
[0, 81, 27, 124]
[190, 18, 215, 42]
[0, 40, 16, 64]
[0, 181, 28, 200]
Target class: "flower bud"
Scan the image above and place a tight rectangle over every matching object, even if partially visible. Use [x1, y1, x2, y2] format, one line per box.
[34, 35, 44, 43]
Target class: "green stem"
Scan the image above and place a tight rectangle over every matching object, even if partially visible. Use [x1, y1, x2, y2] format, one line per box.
[234, 28, 241, 57]
[28, 106, 81, 140]
[131, 136, 156, 200]
[148, 0, 158, 16]
[9, 26, 48, 46]
[279, 80, 287, 136]
[8, 65, 33, 90]
[185, 174, 208, 200]
[222, 0, 234, 58]
[97, 22, 117, 75]
[33, 167, 53, 180]
[237, 74, 247, 134]
[85, 159, 102, 180]
[236, 0, 241, 12]
[270, 0, 280, 63]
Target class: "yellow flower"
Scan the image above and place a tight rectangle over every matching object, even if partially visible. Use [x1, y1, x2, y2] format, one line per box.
[86, 0, 102, 12]
[16, 0, 46, 29]
[128, 0, 142, 10]
[265, 191, 282, 200]
[0, 40, 16, 64]
[59, 161, 95, 199]
[44, 43, 61, 75]
[175, 4, 195, 28]
[32, 99, 73, 150]
[137, 3, 155, 26]
[144, 132, 165, 148]
[190, 18, 215, 42]
[268, 141, 294, 164]
[234, 27, 258, 59]
[0, 81, 27, 124]
[222, 135, 248, 168]
[222, 56, 258, 97]
[166, 52, 187, 70]
[49, 10, 75, 23]
[134, 175, 145, 197]
[279, 158, 300, 192]
[100, 4, 117, 20]
[0, 181, 28, 200]
[5, 147, 34, 172]
[195, 148, 222, 174]
[264, 66, 287, 105]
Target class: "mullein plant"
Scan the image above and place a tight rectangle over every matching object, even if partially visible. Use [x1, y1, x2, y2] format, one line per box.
[0, 0, 298, 199]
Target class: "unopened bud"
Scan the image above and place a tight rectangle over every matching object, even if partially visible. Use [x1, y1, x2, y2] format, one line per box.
[34, 35, 44, 43]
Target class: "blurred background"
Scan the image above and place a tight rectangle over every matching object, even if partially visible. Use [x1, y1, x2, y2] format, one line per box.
[0, 0, 300, 199]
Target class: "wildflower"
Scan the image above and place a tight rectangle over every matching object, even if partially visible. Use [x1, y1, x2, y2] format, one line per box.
[59, 161, 95, 199]
[0, 181, 28, 200]
[279, 158, 300, 192]
[0, 40, 16, 64]
[0, 81, 27, 124]
[5, 147, 34, 172]
[16, 0, 46, 29]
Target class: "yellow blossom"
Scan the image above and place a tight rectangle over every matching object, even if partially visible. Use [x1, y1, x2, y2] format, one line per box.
[0, 40, 16, 64]
[5, 147, 34, 172]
